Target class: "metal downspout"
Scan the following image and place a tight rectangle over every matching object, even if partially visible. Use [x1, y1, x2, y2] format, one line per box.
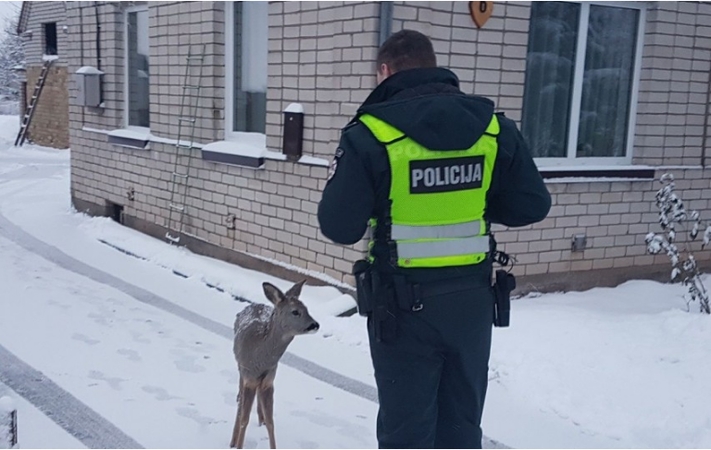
[379, 2, 393, 47]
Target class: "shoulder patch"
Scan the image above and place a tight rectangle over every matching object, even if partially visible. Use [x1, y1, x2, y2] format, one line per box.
[327, 147, 345, 181]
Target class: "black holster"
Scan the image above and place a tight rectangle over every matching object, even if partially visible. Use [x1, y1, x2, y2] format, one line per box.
[353, 259, 375, 316]
[353, 260, 396, 342]
[493, 269, 516, 328]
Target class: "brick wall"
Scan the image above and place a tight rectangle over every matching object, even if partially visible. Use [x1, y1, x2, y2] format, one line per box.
[634, 1, 711, 166]
[265, 1, 380, 159]
[21, 2, 70, 150]
[22, 2, 68, 67]
[25, 65, 70, 149]
[66, 1, 711, 290]
[67, 2, 368, 287]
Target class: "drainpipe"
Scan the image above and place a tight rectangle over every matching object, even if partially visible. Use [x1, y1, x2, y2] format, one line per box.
[94, 1, 104, 105]
[702, 65, 711, 168]
[378, 2, 393, 47]
[79, 3, 85, 124]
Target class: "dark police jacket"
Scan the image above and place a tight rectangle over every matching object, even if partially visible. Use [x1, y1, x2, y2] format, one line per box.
[317, 67, 551, 284]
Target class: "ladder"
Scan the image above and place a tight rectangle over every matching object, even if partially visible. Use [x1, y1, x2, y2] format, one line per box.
[165, 44, 206, 244]
[15, 58, 54, 147]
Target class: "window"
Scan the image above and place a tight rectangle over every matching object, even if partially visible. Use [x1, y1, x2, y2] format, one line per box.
[43, 22, 57, 55]
[522, 2, 644, 165]
[225, 1, 268, 137]
[125, 7, 150, 128]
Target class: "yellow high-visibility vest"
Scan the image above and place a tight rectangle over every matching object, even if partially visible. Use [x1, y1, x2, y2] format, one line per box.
[360, 113, 499, 268]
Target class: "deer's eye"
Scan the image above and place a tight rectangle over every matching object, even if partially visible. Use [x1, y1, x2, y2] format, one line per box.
[291, 310, 301, 317]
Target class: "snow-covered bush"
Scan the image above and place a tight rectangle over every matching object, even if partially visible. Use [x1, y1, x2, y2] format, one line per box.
[0, 396, 17, 449]
[645, 173, 711, 314]
[0, 7, 25, 103]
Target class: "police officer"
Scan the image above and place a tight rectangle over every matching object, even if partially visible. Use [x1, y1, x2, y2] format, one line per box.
[318, 30, 551, 449]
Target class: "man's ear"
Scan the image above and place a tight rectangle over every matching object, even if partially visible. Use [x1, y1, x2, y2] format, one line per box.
[377, 63, 393, 84]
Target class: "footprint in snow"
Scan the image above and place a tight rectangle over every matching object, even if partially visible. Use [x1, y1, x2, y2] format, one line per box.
[175, 406, 220, 426]
[142, 385, 180, 401]
[117, 348, 142, 362]
[72, 333, 100, 345]
[88, 370, 126, 391]
[171, 350, 206, 373]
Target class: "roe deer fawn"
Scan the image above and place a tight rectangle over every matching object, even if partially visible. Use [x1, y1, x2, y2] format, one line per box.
[229, 280, 320, 449]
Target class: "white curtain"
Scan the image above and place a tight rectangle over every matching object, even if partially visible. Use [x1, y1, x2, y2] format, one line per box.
[577, 5, 638, 158]
[521, 2, 580, 158]
[522, 2, 638, 159]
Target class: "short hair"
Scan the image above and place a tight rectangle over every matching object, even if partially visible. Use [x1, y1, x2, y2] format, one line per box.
[376, 29, 437, 73]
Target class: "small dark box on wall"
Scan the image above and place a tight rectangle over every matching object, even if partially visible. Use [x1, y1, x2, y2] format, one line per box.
[282, 103, 304, 162]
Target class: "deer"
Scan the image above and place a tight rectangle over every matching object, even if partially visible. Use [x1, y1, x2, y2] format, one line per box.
[229, 279, 320, 449]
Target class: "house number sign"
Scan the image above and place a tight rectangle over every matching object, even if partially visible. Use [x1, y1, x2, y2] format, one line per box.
[469, 1, 494, 28]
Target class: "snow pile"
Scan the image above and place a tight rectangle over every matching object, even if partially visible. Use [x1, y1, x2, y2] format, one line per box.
[485, 279, 711, 448]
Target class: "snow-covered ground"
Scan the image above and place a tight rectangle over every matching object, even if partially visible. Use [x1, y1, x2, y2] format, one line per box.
[1, 115, 710, 448]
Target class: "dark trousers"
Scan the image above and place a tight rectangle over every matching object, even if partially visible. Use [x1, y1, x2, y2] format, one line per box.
[368, 285, 495, 449]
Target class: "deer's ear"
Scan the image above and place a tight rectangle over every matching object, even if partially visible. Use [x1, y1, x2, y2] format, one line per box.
[262, 282, 286, 305]
[285, 279, 307, 299]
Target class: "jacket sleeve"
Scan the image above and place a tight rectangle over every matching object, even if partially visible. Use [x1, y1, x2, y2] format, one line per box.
[486, 115, 552, 228]
[318, 124, 380, 245]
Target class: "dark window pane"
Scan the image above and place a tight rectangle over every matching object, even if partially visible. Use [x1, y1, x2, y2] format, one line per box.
[577, 5, 638, 158]
[44, 23, 57, 55]
[127, 10, 150, 128]
[522, 2, 580, 158]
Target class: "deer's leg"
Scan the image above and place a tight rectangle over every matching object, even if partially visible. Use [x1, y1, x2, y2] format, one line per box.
[258, 382, 277, 449]
[231, 378, 258, 449]
[229, 379, 243, 448]
[257, 398, 265, 427]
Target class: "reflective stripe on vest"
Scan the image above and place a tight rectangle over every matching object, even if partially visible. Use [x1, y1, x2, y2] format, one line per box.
[397, 236, 491, 260]
[391, 220, 483, 240]
[360, 113, 499, 268]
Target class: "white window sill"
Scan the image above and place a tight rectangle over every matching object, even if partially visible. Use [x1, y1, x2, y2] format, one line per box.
[42, 55, 59, 62]
[81, 127, 331, 167]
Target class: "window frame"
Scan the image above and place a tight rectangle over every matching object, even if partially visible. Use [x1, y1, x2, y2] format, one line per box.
[123, 4, 150, 131]
[528, 1, 647, 168]
[224, 1, 268, 142]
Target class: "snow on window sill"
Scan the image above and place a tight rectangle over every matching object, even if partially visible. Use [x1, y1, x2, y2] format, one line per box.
[206, 133, 330, 168]
[80, 127, 331, 167]
[106, 127, 151, 150]
[42, 54, 59, 62]
[539, 164, 660, 183]
[202, 139, 266, 169]
[296, 155, 330, 167]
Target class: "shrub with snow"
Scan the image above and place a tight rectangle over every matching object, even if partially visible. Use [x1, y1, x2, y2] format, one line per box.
[645, 173, 711, 314]
[0, 396, 17, 449]
[0, 11, 24, 104]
